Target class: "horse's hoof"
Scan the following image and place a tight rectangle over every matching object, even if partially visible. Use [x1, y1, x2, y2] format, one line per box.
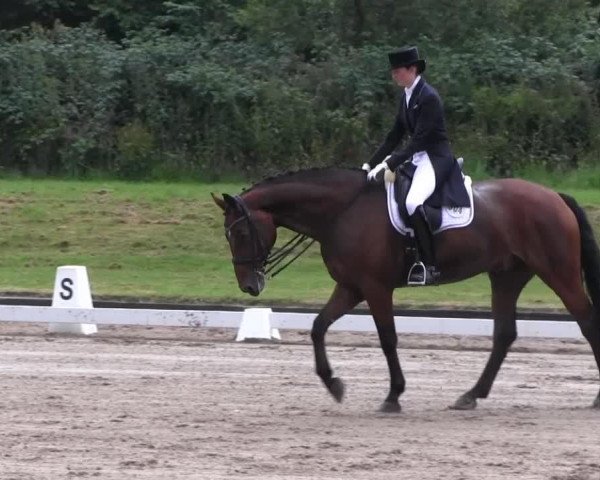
[328, 377, 345, 403]
[379, 401, 401, 413]
[449, 393, 477, 410]
[592, 393, 600, 409]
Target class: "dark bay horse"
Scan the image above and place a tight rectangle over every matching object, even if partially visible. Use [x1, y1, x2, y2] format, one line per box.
[212, 167, 600, 412]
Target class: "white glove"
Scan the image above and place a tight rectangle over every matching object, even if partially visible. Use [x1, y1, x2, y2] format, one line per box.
[367, 160, 389, 182]
[384, 168, 396, 183]
[361, 163, 371, 172]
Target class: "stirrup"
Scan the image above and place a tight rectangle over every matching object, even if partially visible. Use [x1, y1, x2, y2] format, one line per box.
[407, 261, 439, 286]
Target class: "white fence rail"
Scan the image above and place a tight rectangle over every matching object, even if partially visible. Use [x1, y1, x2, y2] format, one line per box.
[0, 305, 583, 339]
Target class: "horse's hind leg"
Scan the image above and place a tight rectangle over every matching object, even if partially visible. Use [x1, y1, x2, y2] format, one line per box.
[451, 269, 533, 410]
[311, 284, 363, 403]
[537, 269, 600, 408]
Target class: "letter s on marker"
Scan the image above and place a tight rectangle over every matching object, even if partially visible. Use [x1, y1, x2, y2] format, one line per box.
[60, 277, 74, 300]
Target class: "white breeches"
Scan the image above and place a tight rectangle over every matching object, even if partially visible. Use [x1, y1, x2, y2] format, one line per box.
[405, 151, 436, 216]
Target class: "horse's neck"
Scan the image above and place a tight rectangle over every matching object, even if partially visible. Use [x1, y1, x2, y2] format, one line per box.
[246, 179, 363, 239]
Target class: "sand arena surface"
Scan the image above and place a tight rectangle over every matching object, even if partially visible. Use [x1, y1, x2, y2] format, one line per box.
[0, 323, 599, 479]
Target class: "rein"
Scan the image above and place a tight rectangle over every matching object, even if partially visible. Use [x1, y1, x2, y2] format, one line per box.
[264, 233, 315, 278]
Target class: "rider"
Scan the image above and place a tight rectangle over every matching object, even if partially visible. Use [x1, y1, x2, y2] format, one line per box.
[364, 46, 467, 285]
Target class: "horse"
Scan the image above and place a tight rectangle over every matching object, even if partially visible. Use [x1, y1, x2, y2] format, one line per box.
[212, 167, 600, 413]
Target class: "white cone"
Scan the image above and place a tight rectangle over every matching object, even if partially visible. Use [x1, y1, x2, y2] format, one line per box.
[236, 308, 280, 342]
[48, 266, 97, 335]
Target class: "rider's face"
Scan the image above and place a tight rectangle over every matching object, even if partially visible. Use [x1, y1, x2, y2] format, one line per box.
[391, 66, 417, 88]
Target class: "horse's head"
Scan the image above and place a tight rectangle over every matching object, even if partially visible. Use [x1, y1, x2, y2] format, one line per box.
[212, 192, 277, 296]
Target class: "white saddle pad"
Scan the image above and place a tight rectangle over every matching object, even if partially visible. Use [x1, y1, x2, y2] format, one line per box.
[385, 176, 475, 235]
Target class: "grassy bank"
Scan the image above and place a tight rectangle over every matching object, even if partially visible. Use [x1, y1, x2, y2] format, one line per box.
[0, 177, 599, 311]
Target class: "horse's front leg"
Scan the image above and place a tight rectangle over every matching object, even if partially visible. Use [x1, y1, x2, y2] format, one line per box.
[365, 284, 404, 413]
[311, 284, 362, 403]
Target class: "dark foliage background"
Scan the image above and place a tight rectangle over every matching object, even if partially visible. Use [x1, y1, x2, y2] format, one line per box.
[1, 0, 599, 180]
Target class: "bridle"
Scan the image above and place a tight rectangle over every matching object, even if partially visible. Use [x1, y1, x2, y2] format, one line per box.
[226, 195, 269, 271]
[225, 195, 315, 279]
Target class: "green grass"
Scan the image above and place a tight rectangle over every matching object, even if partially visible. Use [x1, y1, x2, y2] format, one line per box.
[0, 177, 599, 311]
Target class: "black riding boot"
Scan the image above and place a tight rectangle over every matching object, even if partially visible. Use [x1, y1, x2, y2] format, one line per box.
[407, 206, 440, 285]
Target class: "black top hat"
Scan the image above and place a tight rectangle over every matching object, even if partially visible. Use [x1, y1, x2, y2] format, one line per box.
[388, 46, 426, 73]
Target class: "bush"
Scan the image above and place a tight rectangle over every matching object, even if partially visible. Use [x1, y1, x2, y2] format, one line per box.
[1, 1, 600, 180]
[473, 83, 594, 176]
[115, 121, 155, 179]
[0, 24, 124, 176]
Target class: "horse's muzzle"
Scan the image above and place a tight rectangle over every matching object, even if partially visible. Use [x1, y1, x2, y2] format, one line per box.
[240, 271, 265, 297]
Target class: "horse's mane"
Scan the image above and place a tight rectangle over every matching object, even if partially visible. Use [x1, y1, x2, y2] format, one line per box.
[244, 167, 364, 192]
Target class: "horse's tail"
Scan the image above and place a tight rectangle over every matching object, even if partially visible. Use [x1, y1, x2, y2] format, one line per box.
[559, 193, 600, 309]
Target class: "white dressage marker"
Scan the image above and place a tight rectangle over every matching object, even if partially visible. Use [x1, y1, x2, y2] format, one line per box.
[236, 307, 281, 342]
[48, 265, 97, 335]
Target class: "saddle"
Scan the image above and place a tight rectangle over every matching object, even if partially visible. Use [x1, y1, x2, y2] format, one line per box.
[385, 158, 474, 236]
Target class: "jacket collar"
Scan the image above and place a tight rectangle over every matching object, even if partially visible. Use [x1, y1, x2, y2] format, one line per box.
[407, 77, 425, 109]
[402, 77, 425, 111]
[404, 75, 421, 98]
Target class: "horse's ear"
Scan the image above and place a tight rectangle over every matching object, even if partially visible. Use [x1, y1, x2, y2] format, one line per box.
[211, 192, 227, 211]
[222, 193, 239, 211]
[213, 193, 241, 212]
